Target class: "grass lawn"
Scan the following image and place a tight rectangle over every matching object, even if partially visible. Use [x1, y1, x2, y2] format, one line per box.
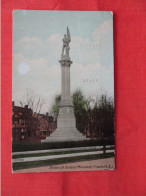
[12, 149, 103, 159]
[13, 153, 114, 170]
[13, 140, 114, 152]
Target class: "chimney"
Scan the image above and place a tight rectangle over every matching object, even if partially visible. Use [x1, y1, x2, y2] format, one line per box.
[25, 105, 28, 109]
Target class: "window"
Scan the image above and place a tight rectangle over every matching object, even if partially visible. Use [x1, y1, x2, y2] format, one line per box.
[19, 119, 22, 124]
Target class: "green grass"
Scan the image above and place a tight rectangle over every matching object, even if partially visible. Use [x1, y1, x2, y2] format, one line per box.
[12, 140, 115, 152]
[13, 147, 115, 159]
[13, 153, 114, 170]
[12, 149, 103, 159]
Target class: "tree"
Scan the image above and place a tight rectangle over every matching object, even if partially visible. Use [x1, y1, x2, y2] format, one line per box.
[19, 92, 46, 114]
[91, 95, 114, 141]
[50, 90, 114, 143]
[19, 92, 46, 138]
[51, 95, 61, 117]
[51, 89, 90, 134]
[72, 89, 89, 134]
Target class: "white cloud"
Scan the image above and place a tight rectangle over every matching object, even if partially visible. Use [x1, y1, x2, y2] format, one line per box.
[13, 19, 114, 113]
[71, 62, 113, 98]
[92, 19, 113, 43]
[13, 53, 61, 112]
[18, 62, 30, 74]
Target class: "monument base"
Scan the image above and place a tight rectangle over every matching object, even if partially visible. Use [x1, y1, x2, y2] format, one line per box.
[42, 128, 87, 142]
[41, 101, 87, 143]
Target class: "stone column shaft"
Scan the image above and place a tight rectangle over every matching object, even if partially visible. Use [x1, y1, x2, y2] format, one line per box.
[61, 66, 70, 101]
[41, 27, 87, 142]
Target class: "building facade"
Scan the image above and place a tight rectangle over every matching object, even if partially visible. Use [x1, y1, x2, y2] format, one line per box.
[37, 113, 57, 140]
[12, 101, 35, 142]
[12, 102, 57, 143]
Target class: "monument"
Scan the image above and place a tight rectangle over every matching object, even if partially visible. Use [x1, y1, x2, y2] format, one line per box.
[42, 27, 87, 142]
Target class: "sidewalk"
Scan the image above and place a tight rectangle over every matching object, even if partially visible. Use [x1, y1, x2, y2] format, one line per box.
[14, 157, 115, 173]
[13, 150, 103, 163]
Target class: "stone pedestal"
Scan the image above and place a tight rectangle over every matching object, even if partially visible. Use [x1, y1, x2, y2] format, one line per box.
[42, 58, 87, 142]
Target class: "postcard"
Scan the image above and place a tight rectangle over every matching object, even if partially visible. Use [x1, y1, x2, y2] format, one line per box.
[12, 10, 115, 172]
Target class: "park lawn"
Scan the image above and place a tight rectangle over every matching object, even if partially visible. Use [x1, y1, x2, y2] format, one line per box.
[12, 140, 115, 152]
[13, 152, 114, 170]
[12, 149, 102, 159]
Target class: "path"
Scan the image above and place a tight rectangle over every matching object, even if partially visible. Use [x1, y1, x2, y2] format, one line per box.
[13, 149, 114, 163]
[14, 157, 115, 173]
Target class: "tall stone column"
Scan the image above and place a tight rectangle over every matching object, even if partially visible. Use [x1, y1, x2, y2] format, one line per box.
[60, 59, 72, 102]
[57, 58, 75, 130]
[42, 27, 87, 142]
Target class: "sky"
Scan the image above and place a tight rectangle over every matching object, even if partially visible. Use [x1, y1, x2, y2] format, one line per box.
[13, 10, 114, 114]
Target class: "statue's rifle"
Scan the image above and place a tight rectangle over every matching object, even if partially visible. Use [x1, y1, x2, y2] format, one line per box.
[67, 26, 71, 42]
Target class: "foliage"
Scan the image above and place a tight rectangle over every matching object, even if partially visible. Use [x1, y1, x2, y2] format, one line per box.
[13, 153, 114, 170]
[12, 140, 114, 152]
[18, 92, 47, 139]
[51, 95, 61, 117]
[50, 89, 114, 142]
[72, 89, 89, 134]
[89, 95, 114, 140]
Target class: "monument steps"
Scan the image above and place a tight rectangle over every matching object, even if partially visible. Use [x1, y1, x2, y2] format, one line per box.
[42, 128, 87, 142]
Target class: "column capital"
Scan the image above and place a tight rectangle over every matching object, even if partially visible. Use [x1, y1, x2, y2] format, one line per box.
[59, 59, 73, 67]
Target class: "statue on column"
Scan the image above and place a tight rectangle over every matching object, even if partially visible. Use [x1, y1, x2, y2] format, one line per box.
[62, 27, 71, 59]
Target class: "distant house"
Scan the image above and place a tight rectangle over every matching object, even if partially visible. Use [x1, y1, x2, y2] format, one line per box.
[36, 113, 57, 140]
[12, 102, 57, 143]
[12, 101, 35, 142]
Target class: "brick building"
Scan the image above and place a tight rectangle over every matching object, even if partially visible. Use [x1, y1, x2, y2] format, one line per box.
[37, 113, 57, 140]
[12, 101, 36, 142]
[12, 102, 57, 143]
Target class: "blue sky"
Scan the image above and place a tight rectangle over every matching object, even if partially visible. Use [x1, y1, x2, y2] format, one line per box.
[13, 11, 112, 41]
[13, 10, 114, 113]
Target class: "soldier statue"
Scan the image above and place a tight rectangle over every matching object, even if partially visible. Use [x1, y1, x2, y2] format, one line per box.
[62, 27, 71, 59]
